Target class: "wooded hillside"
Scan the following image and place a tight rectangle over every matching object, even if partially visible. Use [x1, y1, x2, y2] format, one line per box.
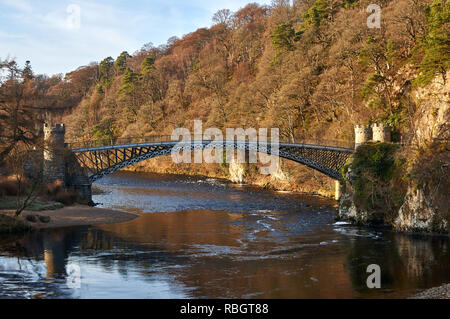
[62, 0, 448, 144]
[1, 0, 448, 194]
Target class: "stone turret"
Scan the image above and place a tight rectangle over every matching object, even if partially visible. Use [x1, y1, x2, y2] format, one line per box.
[354, 125, 372, 148]
[43, 123, 66, 183]
[372, 123, 391, 143]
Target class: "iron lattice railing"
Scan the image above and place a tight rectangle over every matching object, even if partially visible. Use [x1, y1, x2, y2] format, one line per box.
[67, 135, 355, 151]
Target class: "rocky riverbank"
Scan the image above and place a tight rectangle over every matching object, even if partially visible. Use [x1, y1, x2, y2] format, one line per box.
[338, 141, 449, 234]
[411, 283, 450, 299]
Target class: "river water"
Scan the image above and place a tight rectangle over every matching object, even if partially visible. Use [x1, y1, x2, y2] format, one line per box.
[0, 171, 449, 299]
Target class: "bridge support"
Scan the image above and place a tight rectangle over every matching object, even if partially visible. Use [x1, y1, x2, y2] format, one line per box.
[43, 123, 66, 183]
[335, 180, 342, 201]
[43, 123, 92, 204]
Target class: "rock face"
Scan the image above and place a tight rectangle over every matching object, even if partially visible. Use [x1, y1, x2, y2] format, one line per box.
[338, 164, 387, 226]
[395, 187, 448, 233]
[339, 174, 449, 234]
[338, 191, 370, 225]
[412, 71, 449, 144]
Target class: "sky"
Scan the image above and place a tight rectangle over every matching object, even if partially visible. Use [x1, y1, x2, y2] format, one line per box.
[0, 0, 272, 76]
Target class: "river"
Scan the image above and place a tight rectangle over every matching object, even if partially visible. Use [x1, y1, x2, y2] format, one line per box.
[0, 171, 449, 298]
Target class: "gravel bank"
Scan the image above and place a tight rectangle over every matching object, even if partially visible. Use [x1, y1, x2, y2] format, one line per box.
[411, 283, 450, 299]
[1, 205, 140, 229]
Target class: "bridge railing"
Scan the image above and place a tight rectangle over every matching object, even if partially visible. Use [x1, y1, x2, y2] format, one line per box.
[67, 135, 355, 150]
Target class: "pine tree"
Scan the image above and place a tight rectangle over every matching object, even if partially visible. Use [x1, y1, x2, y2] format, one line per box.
[141, 56, 155, 76]
[414, 0, 450, 85]
[99, 56, 114, 84]
[22, 60, 33, 81]
[115, 51, 131, 74]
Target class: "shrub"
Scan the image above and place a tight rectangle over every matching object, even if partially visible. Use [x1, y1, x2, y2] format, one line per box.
[0, 177, 27, 196]
[0, 214, 30, 234]
[41, 181, 77, 205]
[52, 189, 77, 205]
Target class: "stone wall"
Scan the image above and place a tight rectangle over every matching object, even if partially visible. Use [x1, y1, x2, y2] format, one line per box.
[43, 123, 66, 183]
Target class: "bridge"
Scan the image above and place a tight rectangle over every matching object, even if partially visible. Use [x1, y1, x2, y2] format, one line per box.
[69, 137, 355, 183]
[41, 123, 391, 202]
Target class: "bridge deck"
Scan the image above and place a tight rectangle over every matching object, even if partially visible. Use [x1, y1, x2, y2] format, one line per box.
[70, 140, 354, 154]
[68, 138, 354, 183]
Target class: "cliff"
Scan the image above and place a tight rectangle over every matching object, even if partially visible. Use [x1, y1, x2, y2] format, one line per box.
[338, 70, 449, 234]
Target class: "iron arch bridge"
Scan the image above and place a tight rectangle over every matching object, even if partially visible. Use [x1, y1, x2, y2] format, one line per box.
[69, 138, 354, 183]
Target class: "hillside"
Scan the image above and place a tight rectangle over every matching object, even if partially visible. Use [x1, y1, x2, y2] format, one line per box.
[1, 0, 449, 196]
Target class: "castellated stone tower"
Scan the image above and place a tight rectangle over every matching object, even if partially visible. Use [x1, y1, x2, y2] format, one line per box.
[372, 123, 391, 143]
[354, 125, 372, 148]
[43, 123, 66, 183]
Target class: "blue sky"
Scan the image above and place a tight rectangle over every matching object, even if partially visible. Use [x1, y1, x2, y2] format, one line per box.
[0, 0, 271, 76]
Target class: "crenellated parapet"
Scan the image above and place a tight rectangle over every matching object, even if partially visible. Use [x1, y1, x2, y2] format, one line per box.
[372, 123, 391, 143]
[354, 123, 391, 148]
[44, 123, 65, 142]
[354, 124, 372, 148]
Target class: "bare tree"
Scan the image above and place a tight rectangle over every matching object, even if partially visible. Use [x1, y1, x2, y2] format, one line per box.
[7, 145, 43, 216]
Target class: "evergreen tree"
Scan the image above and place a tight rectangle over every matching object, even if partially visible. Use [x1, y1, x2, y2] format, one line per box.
[141, 55, 156, 76]
[99, 56, 114, 84]
[22, 60, 33, 81]
[115, 51, 131, 74]
[302, 0, 328, 28]
[413, 0, 450, 85]
[118, 67, 138, 94]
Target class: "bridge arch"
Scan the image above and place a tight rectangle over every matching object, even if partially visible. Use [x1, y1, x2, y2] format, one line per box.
[71, 140, 353, 183]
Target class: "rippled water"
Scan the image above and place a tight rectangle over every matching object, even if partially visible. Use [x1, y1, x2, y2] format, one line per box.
[0, 171, 449, 298]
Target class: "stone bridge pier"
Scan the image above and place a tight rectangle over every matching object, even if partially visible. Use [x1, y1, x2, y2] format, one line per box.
[43, 123, 92, 203]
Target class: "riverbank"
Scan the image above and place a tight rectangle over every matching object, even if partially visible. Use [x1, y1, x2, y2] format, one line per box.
[0, 205, 140, 230]
[411, 283, 450, 299]
[124, 157, 337, 199]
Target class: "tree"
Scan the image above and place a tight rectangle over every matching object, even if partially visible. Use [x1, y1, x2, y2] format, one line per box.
[115, 51, 131, 74]
[0, 59, 44, 166]
[413, 0, 450, 85]
[99, 56, 114, 85]
[271, 23, 297, 54]
[302, 0, 328, 28]
[117, 67, 140, 124]
[141, 55, 156, 76]
[212, 9, 234, 27]
[8, 146, 43, 216]
[22, 60, 33, 82]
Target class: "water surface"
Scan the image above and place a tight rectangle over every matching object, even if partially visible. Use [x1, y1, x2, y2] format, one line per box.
[0, 171, 449, 298]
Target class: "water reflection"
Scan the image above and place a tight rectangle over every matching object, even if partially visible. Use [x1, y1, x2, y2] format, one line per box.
[1, 213, 449, 298]
[0, 172, 449, 298]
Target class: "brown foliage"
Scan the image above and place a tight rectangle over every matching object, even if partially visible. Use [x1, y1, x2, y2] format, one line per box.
[41, 180, 77, 205]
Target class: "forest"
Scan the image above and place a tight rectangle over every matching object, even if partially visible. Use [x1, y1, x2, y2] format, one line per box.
[1, 0, 448, 195]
